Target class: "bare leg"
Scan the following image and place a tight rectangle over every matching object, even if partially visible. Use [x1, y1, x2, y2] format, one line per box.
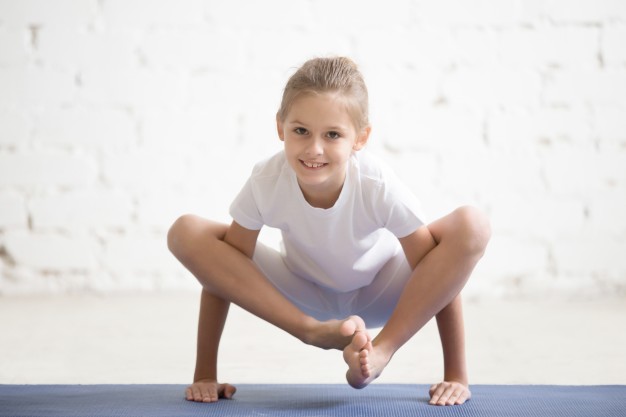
[168, 215, 365, 350]
[343, 206, 490, 388]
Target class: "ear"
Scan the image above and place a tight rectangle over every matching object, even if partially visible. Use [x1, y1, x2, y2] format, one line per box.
[276, 113, 285, 142]
[353, 126, 371, 151]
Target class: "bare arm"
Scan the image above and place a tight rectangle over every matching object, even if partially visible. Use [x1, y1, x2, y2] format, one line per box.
[224, 220, 260, 259]
[435, 295, 468, 385]
[399, 224, 470, 403]
[188, 221, 260, 402]
[193, 290, 229, 384]
[195, 221, 260, 380]
[398, 225, 438, 269]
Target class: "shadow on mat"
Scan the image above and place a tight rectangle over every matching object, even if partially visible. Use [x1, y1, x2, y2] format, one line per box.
[228, 389, 426, 413]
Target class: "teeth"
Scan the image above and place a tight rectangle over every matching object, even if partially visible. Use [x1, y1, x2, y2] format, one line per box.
[303, 161, 325, 168]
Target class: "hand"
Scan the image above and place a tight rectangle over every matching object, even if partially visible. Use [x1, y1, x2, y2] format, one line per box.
[429, 381, 471, 406]
[185, 379, 237, 403]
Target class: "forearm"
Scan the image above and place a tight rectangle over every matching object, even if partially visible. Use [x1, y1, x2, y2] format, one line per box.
[193, 289, 230, 382]
[435, 294, 468, 385]
[192, 222, 257, 382]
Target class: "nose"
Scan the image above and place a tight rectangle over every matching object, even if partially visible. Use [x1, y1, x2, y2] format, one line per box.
[305, 137, 323, 156]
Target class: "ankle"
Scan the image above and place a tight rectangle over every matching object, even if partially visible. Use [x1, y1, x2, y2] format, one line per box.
[371, 338, 396, 364]
[299, 316, 321, 346]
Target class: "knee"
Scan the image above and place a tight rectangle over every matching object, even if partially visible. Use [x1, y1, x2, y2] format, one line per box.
[451, 206, 491, 257]
[167, 214, 204, 260]
[167, 214, 228, 261]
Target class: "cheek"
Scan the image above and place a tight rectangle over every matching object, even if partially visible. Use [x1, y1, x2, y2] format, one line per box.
[336, 143, 356, 158]
[284, 139, 297, 153]
[283, 140, 301, 162]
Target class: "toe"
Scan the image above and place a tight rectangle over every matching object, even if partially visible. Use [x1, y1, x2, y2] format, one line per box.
[340, 316, 368, 337]
[350, 331, 369, 350]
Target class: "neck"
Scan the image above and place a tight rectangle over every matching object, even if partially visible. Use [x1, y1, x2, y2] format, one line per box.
[297, 179, 344, 209]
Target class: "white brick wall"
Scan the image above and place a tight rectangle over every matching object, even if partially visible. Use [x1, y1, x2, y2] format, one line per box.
[0, 0, 625, 298]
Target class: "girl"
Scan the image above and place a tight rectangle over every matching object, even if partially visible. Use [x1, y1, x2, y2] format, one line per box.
[167, 57, 490, 406]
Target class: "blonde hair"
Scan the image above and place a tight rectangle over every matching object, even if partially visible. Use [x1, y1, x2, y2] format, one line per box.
[277, 57, 370, 131]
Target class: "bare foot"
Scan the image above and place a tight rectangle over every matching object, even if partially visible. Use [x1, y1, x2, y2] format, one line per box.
[305, 315, 368, 350]
[343, 334, 390, 389]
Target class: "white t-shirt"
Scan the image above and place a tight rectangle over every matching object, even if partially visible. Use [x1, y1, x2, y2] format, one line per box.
[229, 150, 425, 293]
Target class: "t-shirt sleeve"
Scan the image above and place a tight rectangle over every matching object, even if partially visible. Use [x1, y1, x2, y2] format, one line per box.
[377, 170, 427, 238]
[229, 176, 264, 230]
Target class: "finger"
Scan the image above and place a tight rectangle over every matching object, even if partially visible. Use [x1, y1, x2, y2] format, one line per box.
[192, 386, 203, 402]
[436, 385, 455, 406]
[429, 388, 440, 404]
[445, 386, 465, 405]
[204, 385, 218, 403]
[429, 383, 448, 405]
[185, 387, 193, 401]
[220, 383, 237, 399]
[455, 388, 468, 405]
[455, 386, 471, 405]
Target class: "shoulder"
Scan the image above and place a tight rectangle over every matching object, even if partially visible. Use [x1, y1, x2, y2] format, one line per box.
[353, 149, 427, 231]
[350, 150, 400, 213]
[246, 150, 293, 207]
[250, 150, 287, 179]
[230, 150, 291, 230]
[352, 149, 399, 188]
[246, 151, 291, 192]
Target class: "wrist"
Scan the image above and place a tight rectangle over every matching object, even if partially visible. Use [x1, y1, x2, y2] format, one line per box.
[194, 367, 217, 383]
[443, 371, 468, 386]
[193, 377, 217, 384]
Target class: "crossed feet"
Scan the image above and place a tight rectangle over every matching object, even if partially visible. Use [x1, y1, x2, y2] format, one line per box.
[306, 315, 390, 389]
[339, 316, 392, 389]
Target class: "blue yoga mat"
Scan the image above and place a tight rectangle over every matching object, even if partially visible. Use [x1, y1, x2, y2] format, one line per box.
[1, 384, 625, 417]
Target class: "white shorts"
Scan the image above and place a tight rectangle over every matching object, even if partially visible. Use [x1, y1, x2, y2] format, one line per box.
[252, 243, 412, 328]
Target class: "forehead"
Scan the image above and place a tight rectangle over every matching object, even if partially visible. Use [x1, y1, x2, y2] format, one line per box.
[285, 92, 355, 128]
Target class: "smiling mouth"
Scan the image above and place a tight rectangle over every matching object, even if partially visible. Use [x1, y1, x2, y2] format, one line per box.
[300, 160, 327, 169]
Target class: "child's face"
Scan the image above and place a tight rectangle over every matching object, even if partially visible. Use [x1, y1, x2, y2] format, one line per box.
[277, 92, 370, 206]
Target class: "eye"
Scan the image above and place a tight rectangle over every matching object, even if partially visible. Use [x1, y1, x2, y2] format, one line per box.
[294, 127, 308, 135]
[326, 131, 341, 140]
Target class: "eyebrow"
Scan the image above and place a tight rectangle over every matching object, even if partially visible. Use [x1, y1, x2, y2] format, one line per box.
[290, 120, 347, 131]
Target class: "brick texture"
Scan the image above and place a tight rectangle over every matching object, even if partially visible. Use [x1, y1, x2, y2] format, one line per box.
[0, 0, 625, 297]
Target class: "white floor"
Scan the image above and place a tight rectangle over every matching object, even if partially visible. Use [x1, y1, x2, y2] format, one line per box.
[1, 293, 625, 386]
